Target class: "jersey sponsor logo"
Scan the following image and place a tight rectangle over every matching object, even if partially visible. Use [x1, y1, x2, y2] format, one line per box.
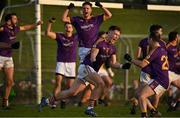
[9, 36, 16, 40]
[63, 42, 73, 47]
[80, 24, 94, 31]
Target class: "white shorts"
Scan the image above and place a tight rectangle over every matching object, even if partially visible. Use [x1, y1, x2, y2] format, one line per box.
[139, 71, 151, 84]
[77, 64, 96, 86]
[56, 62, 76, 77]
[98, 66, 109, 77]
[169, 71, 180, 83]
[0, 56, 14, 69]
[78, 47, 91, 63]
[148, 79, 166, 95]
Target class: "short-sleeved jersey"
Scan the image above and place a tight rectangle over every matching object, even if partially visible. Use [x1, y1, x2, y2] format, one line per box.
[166, 43, 179, 74]
[56, 33, 78, 62]
[138, 37, 149, 59]
[139, 37, 166, 75]
[71, 15, 103, 48]
[144, 47, 169, 89]
[83, 40, 116, 72]
[0, 24, 20, 57]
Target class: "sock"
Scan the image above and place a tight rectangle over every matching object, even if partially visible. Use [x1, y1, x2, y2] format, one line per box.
[141, 112, 147, 117]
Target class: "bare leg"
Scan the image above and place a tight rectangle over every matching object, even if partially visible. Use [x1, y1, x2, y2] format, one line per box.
[100, 75, 112, 100]
[56, 79, 86, 101]
[138, 85, 155, 116]
[53, 75, 63, 98]
[3, 67, 14, 107]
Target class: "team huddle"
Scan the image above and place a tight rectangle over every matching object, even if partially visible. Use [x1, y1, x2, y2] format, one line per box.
[0, 1, 179, 117]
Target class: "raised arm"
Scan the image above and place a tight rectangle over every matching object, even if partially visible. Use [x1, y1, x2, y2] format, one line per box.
[61, 3, 75, 23]
[19, 20, 43, 31]
[95, 1, 112, 21]
[45, 18, 56, 40]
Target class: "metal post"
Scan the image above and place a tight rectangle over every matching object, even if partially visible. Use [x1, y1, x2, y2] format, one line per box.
[124, 46, 129, 101]
[35, 0, 42, 104]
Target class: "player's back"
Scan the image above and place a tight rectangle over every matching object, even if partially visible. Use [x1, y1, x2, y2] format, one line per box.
[149, 47, 169, 89]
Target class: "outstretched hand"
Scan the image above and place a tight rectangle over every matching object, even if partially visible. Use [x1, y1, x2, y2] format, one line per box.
[49, 17, 56, 23]
[67, 3, 75, 9]
[95, 1, 103, 8]
[121, 63, 131, 69]
[124, 53, 132, 62]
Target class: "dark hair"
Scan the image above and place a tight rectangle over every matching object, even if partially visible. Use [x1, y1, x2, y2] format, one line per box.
[64, 22, 72, 26]
[98, 31, 106, 37]
[149, 24, 162, 33]
[108, 25, 121, 32]
[168, 31, 178, 42]
[82, 2, 92, 7]
[149, 31, 161, 42]
[5, 13, 17, 22]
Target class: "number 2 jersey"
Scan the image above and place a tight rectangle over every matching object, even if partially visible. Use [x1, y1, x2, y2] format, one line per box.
[144, 47, 169, 89]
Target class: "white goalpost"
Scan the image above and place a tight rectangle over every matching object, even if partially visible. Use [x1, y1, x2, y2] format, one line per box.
[35, 0, 123, 104]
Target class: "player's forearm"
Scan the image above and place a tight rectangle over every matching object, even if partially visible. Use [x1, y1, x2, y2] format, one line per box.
[131, 59, 144, 68]
[45, 22, 52, 34]
[62, 9, 70, 22]
[102, 7, 112, 20]
[110, 62, 121, 69]
[0, 42, 11, 49]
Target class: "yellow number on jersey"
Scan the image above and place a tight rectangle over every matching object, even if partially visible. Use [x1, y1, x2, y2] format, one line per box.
[161, 55, 169, 70]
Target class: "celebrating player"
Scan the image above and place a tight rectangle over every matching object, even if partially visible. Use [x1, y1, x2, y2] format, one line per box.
[0, 13, 42, 108]
[62, 1, 112, 62]
[124, 31, 169, 117]
[38, 26, 131, 117]
[45, 18, 79, 108]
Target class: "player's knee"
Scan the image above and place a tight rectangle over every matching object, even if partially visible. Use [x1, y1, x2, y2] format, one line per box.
[69, 89, 77, 96]
[107, 81, 113, 88]
[97, 80, 105, 88]
[138, 94, 146, 101]
[6, 79, 14, 87]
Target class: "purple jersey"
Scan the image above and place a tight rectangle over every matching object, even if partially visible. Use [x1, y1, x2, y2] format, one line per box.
[138, 37, 149, 59]
[83, 40, 116, 72]
[71, 15, 103, 48]
[56, 33, 78, 62]
[0, 24, 20, 57]
[144, 47, 169, 89]
[166, 43, 179, 74]
[139, 38, 166, 75]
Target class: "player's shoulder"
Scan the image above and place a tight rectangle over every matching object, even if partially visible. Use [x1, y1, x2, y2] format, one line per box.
[157, 46, 167, 54]
[139, 37, 148, 44]
[72, 16, 83, 20]
[56, 32, 64, 37]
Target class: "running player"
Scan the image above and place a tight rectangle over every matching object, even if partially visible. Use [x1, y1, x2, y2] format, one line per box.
[0, 13, 42, 108]
[124, 31, 169, 117]
[38, 26, 131, 117]
[130, 24, 165, 115]
[45, 18, 79, 108]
